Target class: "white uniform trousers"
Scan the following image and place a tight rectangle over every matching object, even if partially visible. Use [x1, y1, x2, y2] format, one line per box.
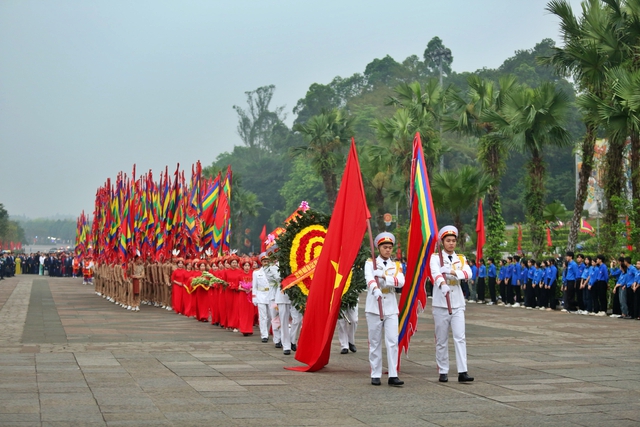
[269, 302, 281, 344]
[278, 303, 302, 351]
[257, 303, 272, 339]
[337, 305, 358, 350]
[366, 312, 399, 379]
[433, 306, 468, 374]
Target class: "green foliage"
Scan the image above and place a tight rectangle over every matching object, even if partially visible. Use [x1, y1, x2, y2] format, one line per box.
[273, 210, 366, 314]
[485, 199, 507, 261]
[278, 157, 329, 216]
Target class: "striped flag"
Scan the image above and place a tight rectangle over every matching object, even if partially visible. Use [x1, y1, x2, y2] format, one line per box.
[397, 132, 438, 371]
[579, 218, 594, 235]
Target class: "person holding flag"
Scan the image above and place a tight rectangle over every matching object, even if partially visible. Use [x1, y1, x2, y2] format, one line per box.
[429, 225, 474, 383]
[364, 232, 405, 387]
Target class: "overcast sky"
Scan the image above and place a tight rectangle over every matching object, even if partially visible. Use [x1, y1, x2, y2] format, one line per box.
[0, 0, 582, 219]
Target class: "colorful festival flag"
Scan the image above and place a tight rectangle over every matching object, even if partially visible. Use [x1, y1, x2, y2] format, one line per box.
[579, 218, 594, 235]
[288, 139, 370, 372]
[396, 133, 438, 370]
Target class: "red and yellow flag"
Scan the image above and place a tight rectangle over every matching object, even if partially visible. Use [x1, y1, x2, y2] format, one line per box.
[288, 139, 370, 372]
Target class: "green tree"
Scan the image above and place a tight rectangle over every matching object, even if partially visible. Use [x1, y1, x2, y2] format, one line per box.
[485, 83, 572, 257]
[444, 75, 518, 259]
[292, 109, 355, 210]
[233, 85, 287, 154]
[431, 165, 493, 251]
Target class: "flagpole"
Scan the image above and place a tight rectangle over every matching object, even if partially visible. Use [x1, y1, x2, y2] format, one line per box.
[366, 219, 384, 321]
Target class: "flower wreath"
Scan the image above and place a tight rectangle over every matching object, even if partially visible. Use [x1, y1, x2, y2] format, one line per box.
[274, 209, 366, 314]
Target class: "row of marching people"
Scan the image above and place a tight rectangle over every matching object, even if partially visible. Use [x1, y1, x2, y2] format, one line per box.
[85, 252, 304, 355]
[169, 253, 303, 354]
[91, 255, 173, 311]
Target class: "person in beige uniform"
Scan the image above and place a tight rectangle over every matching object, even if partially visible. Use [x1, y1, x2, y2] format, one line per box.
[364, 232, 405, 387]
[429, 225, 474, 383]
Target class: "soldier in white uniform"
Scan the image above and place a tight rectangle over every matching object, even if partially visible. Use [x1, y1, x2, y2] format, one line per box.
[252, 253, 273, 342]
[337, 305, 358, 354]
[364, 232, 405, 387]
[271, 259, 303, 356]
[429, 225, 474, 383]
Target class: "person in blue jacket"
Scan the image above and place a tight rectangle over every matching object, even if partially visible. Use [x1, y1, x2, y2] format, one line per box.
[534, 261, 546, 309]
[545, 258, 558, 310]
[593, 254, 608, 316]
[586, 257, 598, 315]
[468, 259, 477, 303]
[508, 256, 522, 307]
[525, 259, 536, 308]
[497, 260, 507, 305]
[578, 256, 592, 315]
[476, 259, 486, 304]
[486, 258, 497, 305]
[563, 251, 581, 312]
[576, 254, 587, 311]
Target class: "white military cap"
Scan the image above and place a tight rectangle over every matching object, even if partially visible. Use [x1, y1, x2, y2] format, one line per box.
[374, 232, 395, 247]
[258, 252, 267, 261]
[438, 225, 458, 241]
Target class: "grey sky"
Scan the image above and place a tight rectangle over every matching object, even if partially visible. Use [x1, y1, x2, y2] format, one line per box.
[1, 0, 582, 219]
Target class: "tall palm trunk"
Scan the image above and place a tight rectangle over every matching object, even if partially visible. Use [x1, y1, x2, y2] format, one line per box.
[454, 215, 465, 252]
[568, 124, 597, 251]
[630, 131, 640, 251]
[321, 168, 338, 211]
[526, 152, 546, 258]
[602, 136, 626, 254]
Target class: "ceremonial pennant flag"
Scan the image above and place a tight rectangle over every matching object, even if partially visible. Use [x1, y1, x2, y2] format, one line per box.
[475, 198, 485, 267]
[287, 139, 370, 372]
[517, 223, 523, 252]
[396, 132, 438, 370]
[546, 226, 553, 247]
[579, 218, 594, 235]
[259, 225, 267, 253]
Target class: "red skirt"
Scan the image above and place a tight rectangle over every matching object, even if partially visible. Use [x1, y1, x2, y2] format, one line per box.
[183, 287, 196, 318]
[225, 289, 238, 328]
[237, 290, 255, 335]
[195, 287, 209, 321]
[172, 284, 184, 314]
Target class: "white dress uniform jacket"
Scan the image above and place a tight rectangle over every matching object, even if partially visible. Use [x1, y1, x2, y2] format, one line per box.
[252, 267, 271, 304]
[429, 250, 472, 309]
[364, 256, 405, 315]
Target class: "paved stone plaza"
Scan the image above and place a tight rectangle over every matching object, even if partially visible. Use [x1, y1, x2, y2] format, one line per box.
[0, 275, 639, 426]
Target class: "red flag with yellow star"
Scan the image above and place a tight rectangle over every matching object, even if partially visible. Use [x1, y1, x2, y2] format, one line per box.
[287, 139, 370, 372]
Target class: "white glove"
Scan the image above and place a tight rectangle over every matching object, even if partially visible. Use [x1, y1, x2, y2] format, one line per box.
[440, 284, 451, 296]
[373, 269, 384, 279]
[440, 265, 451, 275]
[372, 288, 383, 299]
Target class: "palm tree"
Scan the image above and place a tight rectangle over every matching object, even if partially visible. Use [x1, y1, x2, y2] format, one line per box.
[485, 83, 572, 257]
[431, 165, 494, 251]
[444, 74, 517, 260]
[291, 109, 354, 210]
[541, 0, 613, 252]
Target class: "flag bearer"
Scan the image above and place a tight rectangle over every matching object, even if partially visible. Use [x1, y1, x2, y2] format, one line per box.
[365, 232, 405, 387]
[429, 226, 474, 383]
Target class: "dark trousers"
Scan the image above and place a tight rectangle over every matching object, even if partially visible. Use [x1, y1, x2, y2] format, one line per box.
[535, 284, 542, 307]
[576, 282, 585, 310]
[612, 288, 621, 315]
[634, 288, 640, 319]
[627, 288, 636, 318]
[515, 285, 522, 303]
[593, 281, 607, 313]
[461, 280, 470, 299]
[499, 281, 506, 302]
[566, 280, 578, 311]
[477, 277, 486, 302]
[583, 285, 592, 312]
[539, 285, 549, 308]
[488, 277, 497, 303]
[525, 279, 535, 307]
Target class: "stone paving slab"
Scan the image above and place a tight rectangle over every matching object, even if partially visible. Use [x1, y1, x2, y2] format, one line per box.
[1, 275, 639, 426]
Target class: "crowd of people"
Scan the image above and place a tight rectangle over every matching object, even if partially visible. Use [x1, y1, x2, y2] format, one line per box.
[461, 251, 640, 320]
[0, 251, 81, 278]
